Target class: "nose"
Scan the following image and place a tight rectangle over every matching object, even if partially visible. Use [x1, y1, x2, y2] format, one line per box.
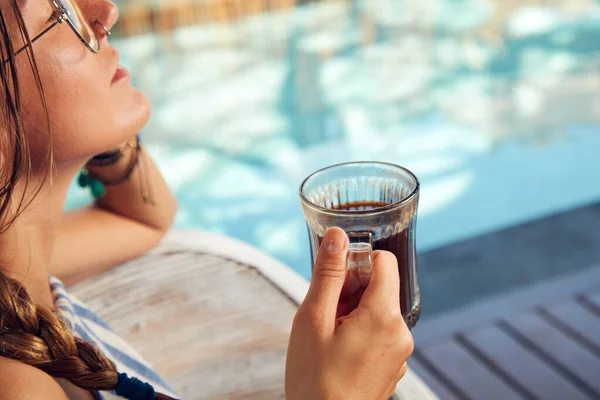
[87, 0, 119, 40]
[101, 1, 119, 33]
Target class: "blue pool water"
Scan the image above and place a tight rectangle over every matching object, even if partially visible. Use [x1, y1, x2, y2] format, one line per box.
[68, 1, 600, 281]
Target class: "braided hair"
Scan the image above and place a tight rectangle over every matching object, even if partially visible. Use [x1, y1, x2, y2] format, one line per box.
[0, 1, 174, 399]
[0, 272, 175, 399]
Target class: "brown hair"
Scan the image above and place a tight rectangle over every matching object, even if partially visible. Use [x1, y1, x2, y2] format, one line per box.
[0, 273, 175, 399]
[0, 2, 174, 399]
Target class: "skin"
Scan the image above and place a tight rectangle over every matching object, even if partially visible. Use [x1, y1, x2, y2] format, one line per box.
[0, 1, 414, 399]
[0, 357, 70, 400]
[0, 1, 176, 398]
[0, 0, 178, 308]
[286, 228, 414, 400]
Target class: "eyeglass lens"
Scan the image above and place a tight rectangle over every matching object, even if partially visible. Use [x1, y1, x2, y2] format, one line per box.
[57, 0, 99, 52]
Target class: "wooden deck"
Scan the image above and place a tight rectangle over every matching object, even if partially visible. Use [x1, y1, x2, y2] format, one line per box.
[70, 248, 296, 399]
[411, 265, 600, 400]
[68, 229, 600, 399]
[419, 201, 600, 317]
[69, 231, 436, 399]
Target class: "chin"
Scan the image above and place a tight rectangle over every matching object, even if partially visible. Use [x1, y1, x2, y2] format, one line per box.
[119, 89, 152, 139]
[134, 96, 152, 132]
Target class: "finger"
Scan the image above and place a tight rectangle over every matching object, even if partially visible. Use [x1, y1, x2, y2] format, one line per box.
[358, 251, 400, 311]
[385, 380, 399, 400]
[336, 315, 350, 326]
[385, 363, 407, 398]
[336, 288, 363, 320]
[302, 227, 349, 331]
[397, 362, 408, 381]
[342, 269, 361, 298]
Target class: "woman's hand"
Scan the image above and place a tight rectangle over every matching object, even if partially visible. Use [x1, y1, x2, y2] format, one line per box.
[286, 227, 414, 400]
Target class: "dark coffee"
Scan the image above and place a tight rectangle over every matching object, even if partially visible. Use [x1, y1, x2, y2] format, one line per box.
[313, 201, 420, 327]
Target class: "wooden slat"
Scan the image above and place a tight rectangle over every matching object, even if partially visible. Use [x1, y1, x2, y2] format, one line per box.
[587, 292, 600, 307]
[413, 266, 600, 346]
[465, 324, 589, 400]
[582, 292, 600, 312]
[418, 339, 526, 400]
[70, 239, 439, 400]
[505, 312, 600, 397]
[71, 252, 297, 399]
[543, 299, 600, 352]
[582, 284, 600, 298]
[408, 358, 462, 400]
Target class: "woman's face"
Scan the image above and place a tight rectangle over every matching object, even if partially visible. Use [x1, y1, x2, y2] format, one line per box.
[10, 0, 150, 168]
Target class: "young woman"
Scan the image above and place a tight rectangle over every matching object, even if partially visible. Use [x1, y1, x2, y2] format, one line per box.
[0, 1, 414, 399]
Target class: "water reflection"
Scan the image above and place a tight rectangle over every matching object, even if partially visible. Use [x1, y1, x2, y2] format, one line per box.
[70, 1, 600, 291]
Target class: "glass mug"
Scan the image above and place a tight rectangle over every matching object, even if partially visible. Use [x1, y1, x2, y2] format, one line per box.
[299, 162, 421, 329]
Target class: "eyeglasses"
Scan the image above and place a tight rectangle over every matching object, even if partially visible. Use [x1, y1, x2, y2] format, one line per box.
[10, 0, 99, 60]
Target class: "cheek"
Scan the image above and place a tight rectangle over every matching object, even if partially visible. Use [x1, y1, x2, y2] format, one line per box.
[18, 51, 151, 166]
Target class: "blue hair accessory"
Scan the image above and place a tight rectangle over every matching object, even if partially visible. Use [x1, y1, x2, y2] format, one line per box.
[77, 135, 143, 201]
[115, 372, 156, 400]
[77, 170, 106, 199]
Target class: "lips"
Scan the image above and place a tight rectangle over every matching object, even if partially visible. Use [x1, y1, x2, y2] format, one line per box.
[112, 65, 130, 83]
[111, 50, 130, 84]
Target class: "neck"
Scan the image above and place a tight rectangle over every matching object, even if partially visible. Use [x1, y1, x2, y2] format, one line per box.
[0, 165, 81, 308]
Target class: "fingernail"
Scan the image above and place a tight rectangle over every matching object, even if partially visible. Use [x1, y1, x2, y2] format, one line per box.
[325, 228, 346, 252]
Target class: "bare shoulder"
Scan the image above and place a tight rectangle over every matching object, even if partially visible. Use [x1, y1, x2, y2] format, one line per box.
[0, 357, 69, 399]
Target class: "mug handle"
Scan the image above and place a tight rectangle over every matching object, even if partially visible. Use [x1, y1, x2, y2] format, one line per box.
[346, 231, 373, 291]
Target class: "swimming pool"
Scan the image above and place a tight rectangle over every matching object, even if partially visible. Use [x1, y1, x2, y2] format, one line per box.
[68, 0, 600, 283]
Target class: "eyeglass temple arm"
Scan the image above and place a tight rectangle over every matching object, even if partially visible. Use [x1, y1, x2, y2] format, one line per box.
[10, 19, 62, 59]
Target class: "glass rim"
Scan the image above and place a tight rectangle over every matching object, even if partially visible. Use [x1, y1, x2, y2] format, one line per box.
[299, 161, 420, 216]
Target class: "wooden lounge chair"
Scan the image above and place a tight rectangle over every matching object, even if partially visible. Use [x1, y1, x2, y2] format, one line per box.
[69, 229, 438, 399]
[411, 265, 600, 400]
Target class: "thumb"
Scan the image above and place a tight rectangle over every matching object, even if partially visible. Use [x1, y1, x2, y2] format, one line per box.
[302, 227, 349, 331]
